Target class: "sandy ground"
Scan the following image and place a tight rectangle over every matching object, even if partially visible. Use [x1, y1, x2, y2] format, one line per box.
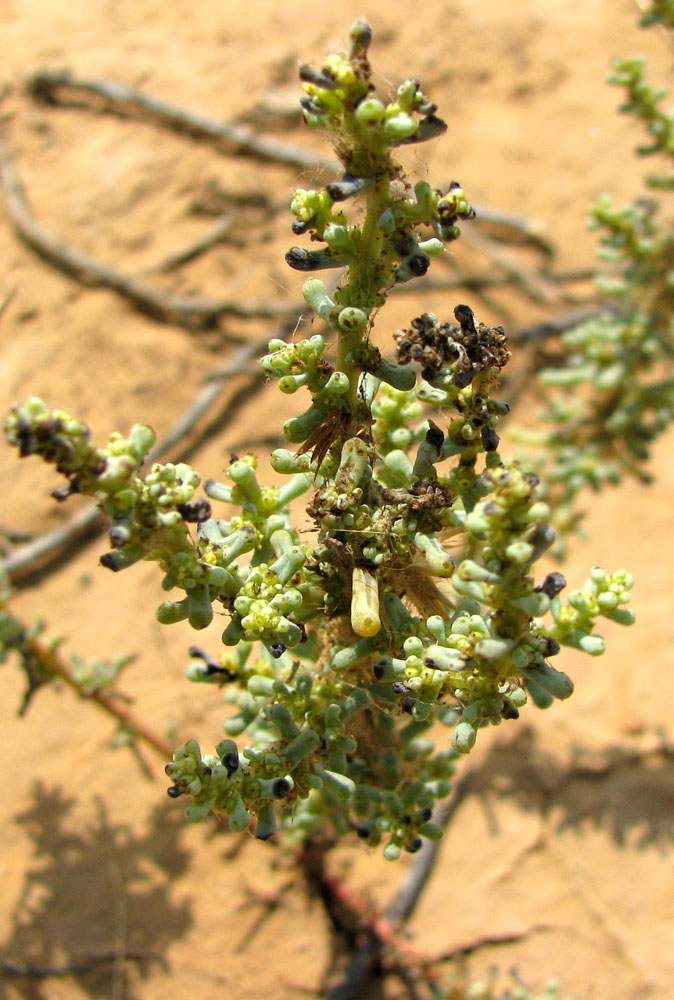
[1, 2, 674, 998]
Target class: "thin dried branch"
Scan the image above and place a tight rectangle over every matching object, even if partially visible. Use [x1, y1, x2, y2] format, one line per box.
[0, 137, 297, 329]
[511, 303, 622, 344]
[460, 227, 560, 305]
[431, 925, 553, 964]
[0, 952, 148, 978]
[466, 202, 556, 257]
[144, 214, 236, 273]
[26, 68, 337, 172]
[24, 634, 174, 759]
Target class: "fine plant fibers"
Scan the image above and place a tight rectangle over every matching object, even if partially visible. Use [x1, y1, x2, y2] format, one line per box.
[4, 21, 633, 859]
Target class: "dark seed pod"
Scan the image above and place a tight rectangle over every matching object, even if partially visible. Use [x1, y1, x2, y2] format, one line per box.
[167, 785, 184, 798]
[454, 304, 477, 333]
[407, 250, 430, 276]
[404, 837, 423, 853]
[453, 368, 476, 389]
[542, 636, 562, 658]
[399, 113, 447, 145]
[298, 64, 339, 89]
[100, 552, 123, 572]
[300, 94, 325, 115]
[292, 216, 316, 235]
[326, 175, 370, 201]
[272, 778, 292, 799]
[535, 571, 567, 598]
[285, 247, 347, 271]
[502, 702, 520, 720]
[221, 751, 240, 774]
[178, 498, 212, 523]
[481, 426, 500, 452]
[425, 421, 445, 453]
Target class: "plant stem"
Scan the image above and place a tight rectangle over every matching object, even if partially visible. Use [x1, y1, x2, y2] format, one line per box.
[26, 637, 174, 760]
[337, 176, 392, 414]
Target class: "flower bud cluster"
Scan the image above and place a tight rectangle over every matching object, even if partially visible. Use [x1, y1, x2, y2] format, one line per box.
[286, 21, 474, 297]
[297, 19, 445, 168]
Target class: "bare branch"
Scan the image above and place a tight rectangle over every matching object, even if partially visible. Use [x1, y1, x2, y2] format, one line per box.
[26, 68, 337, 172]
[0, 137, 298, 329]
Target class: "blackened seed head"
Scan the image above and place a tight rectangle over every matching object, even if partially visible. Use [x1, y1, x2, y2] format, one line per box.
[393, 234, 417, 258]
[356, 823, 371, 839]
[417, 806, 433, 821]
[481, 426, 500, 452]
[543, 636, 561, 658]
[535, 571, 567, 598]
[454, 304, 477, 333]
[326, 175, 369, 201]
[178, 498, 212, 523]
[167, 785, 184, 798]
[269, 643, 286, 659]
[502, 703, 520, 720]
[300, 94, 324, 115]
[292, 217, 315, 235]
[202, 765, 212, 776]
[100, 552, 122, 572]
[298, 64, 338, 89]
[392, 682, 407, 694]
[425, 421, 445, 451]
[405, 837, 423, 853]
[407, 251, 429, 276]
[453, 368, 476, 389]
[272, 778, 292, 799]
[410, 115, 447, 143]
[400, 814, 412, 825]
[285, 247, 343, 271]
[222, 752, 240, 774]
[373, 661, 386, 679]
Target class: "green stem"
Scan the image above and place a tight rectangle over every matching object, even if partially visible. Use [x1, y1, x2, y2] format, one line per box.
[336, 176, 393, 414]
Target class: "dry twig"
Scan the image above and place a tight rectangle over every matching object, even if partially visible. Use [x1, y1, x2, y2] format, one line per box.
[23, 634, 174, 760]
[26, 68, 337, 172]
[0, 137, 298, 329]
[0, 951, 147, 979]
[144, 214, 236, 273]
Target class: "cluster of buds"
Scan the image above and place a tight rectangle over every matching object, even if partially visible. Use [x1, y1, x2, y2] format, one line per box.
[4, 21, 633, 856]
